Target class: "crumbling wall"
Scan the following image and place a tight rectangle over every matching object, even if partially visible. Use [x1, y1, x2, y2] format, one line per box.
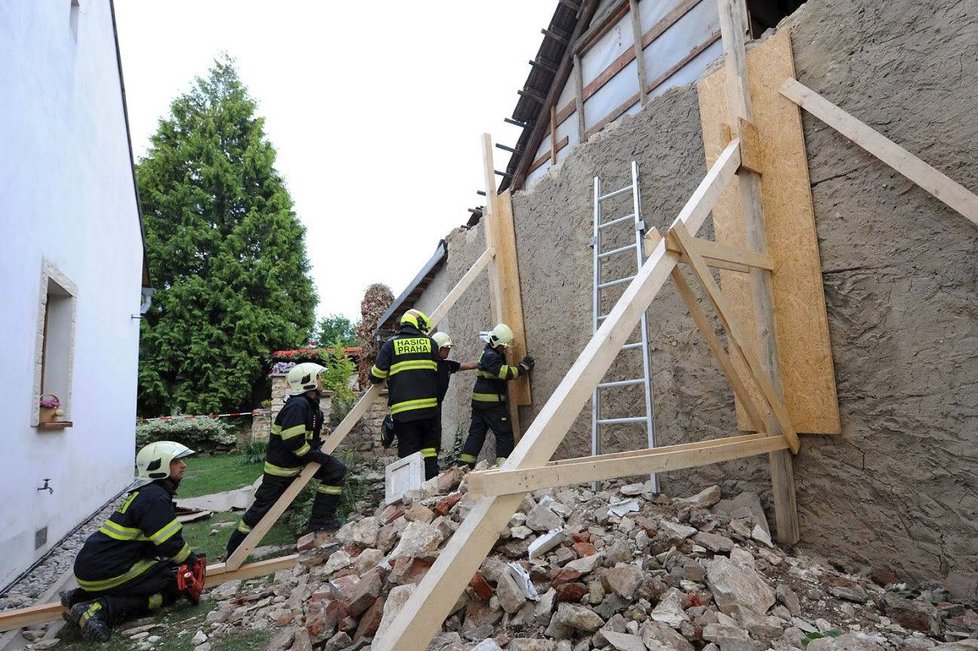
[417, 0, 978, 578]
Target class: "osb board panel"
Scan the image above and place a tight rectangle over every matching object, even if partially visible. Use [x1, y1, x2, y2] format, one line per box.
[695, 29, 840, 434]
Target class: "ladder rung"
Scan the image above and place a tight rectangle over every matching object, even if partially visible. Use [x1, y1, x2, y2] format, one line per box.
[597, 243, 637, 259]
[598, 379, 645, 389]
[598, 275, 635, 289]
[621, 342, 643, 350]
[598, 213, 635, 230]
[598, 184, 635, 201]
[597, 417, 648, 425]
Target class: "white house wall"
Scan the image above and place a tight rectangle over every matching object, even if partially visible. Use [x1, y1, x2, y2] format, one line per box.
[526, 0, 723, 187]
[0, 0, 143, 587]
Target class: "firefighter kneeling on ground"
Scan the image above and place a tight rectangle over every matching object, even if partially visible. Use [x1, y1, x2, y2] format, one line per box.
[459, 323, 534, 468]
[226, 362, 347, 559]
[61, 441, 202, 643]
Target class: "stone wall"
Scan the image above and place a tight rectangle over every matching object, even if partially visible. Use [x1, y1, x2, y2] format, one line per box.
[414, 0, 978, 579]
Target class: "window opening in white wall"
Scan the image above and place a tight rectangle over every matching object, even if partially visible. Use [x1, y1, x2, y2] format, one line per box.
[34, 263, 77, 428]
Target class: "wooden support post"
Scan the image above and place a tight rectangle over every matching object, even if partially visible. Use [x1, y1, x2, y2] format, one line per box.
[780, 78, 978, 228]
[0, 555, 299, 632]
[717, 0, 799, 544]
[629, 0, 649, 107]
[224, 248, 497, 570]
[467, 433, 787, 497]
[482, 134, 531, 442]
[373, 146, 740, 651]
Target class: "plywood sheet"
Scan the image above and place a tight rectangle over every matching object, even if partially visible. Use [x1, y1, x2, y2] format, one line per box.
[696, 29, 840, 434]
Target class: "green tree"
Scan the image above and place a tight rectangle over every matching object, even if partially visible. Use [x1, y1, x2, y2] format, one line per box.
[315, 313, 357, 347]
[137, 57, 316, 416]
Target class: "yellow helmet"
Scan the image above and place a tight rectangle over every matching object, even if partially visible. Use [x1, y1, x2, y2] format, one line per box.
[286, 362, 327, 396]
[400, 309, 431, 334]
[488, 323, 514, 348]
[432, 331, 453, 349]
[136, 441, 194, 482]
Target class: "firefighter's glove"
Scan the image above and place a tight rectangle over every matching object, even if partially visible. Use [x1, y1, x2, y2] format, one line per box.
[308, 448, 332, 467]
[518, 356, 535, 373]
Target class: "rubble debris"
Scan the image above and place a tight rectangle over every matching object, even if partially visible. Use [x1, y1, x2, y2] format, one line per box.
[192, 470, 978, 651]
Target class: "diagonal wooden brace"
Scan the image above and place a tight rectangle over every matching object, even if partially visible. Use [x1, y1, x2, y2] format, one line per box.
[670, 222, 800, 454]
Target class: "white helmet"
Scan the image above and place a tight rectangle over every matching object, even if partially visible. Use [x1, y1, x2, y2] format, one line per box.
[136, 441, 194, 482]
[486, 323, 514, 348]
[286, 362, 327, 396]
[432, 332, 453, 349]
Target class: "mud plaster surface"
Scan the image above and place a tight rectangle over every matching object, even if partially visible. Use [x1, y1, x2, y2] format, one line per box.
[416, 0, 977, 579]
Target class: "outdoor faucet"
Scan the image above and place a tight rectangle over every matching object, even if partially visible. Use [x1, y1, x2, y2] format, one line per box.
[38, 478, 53, 494]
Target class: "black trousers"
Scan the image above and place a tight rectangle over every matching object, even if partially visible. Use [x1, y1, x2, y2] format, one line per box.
[226, 456, 346, 555]
[67, 561, 179, 626]
[462, 404, 515, 465]
[396, 417, 439, 480]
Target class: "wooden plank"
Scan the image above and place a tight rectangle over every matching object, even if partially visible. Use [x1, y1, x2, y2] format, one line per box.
[0, 556, 300, 632]
[225, 242, 495, 570]
[550, 106, 558, 164]
[496, 189, 532, 407]
[629, 0, 648, 107]
[682, 234, 773, 270]
[697, 29, 840, 436]
[373, 148, 739, 651]
[573, 53, 586, 141]
[467, 434, 788, 497]
[428, 248, 493, 325]
[528, 136, 570, 174]
[672, 222, 800, 455]
[668, 262, 768, 432]
[780, 78, 978, 228]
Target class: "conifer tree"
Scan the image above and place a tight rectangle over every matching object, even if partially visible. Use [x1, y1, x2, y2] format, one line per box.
[137, 57, 316, 416]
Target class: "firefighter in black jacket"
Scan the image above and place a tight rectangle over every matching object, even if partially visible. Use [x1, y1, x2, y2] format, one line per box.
[61, 441, 200, 642]
[459, 323, 534, 468]
[370, 308, 442, 480]
[226, 362, 347, 558]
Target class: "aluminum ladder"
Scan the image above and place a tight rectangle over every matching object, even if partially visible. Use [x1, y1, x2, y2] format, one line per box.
[591, 161, 659, 493]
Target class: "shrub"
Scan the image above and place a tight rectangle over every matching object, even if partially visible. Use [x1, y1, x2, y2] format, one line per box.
[439, 425, 466, 469]
[136, 417, 236, 451]
[241, 440, 267, 464]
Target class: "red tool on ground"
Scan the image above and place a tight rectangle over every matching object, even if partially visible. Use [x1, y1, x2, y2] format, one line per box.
[176, 553, 207, 605]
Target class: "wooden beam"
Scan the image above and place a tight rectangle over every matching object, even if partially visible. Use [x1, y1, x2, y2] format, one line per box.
[629, 0, 648, 107]
[372, 146, 740, 651]
[428, 248, 494, 326]
[681, 234, 774, 270]
[225, 243, 497, 570]
[0, 556, 299, 632]
[467, 433, 787, 497]
[780, 78, 978, 228]
[671, 138, 742, 234]
[668, 263, 767, 432]
[717, 0, 798, 545]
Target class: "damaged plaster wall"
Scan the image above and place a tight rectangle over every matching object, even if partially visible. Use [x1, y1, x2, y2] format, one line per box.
[414, 0, 978, 579]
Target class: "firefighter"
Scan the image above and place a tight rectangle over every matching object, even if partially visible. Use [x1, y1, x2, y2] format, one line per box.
[61, 441, 200, 642]
[431, 331, 477, 453]
[369, 308, 442, 480]
[459, 323, 534, 468]
[225, 362, 347, 558]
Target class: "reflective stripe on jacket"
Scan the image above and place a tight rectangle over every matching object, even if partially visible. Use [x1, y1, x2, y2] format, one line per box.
[369, 325, 440, 422]
[471, 344, 522, 410]
[265, 394, 324, 475]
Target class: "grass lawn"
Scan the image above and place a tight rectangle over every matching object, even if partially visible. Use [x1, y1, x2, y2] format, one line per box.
[56, 598, 273, 650]
[177, 453, 263, 499]
[181, 511, 295, 561]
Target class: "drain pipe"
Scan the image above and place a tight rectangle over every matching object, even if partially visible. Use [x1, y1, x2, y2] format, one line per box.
[0, 484, 130, 598]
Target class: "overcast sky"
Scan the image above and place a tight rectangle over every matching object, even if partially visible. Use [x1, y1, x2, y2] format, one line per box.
[113, 1, 558, 324]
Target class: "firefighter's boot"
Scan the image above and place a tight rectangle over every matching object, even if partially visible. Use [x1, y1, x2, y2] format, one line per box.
[307, 490, 342, 532]
[69, 600, 111, 643]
